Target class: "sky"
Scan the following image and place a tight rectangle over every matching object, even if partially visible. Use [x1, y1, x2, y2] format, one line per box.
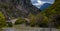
[31, 0, 55, 8]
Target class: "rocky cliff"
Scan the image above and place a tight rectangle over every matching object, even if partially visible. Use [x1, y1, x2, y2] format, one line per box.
[0, 0, 41, 19]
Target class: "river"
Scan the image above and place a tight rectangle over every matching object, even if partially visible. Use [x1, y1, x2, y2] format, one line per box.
[1, 25, 60, 31]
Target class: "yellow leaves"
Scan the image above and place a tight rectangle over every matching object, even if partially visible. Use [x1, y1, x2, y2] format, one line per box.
[0, 12, 5, 22]
[0, 12, 6, 28]
[0, 12, 5, 21]
[51, 9, 56, 13]
[30, 16, 35, 20]
[43, 16, 48, 24]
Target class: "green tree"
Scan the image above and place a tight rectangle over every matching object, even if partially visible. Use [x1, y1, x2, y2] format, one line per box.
[0, 12, 6, 28]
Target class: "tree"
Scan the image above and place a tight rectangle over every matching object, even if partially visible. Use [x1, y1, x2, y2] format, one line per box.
[0, 12, 6, 28]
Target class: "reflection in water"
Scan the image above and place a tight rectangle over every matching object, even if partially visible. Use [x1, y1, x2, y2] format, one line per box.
[2, 28, 60, 31]
[1, 25, 60, 31]
[2, 28, 19, 31]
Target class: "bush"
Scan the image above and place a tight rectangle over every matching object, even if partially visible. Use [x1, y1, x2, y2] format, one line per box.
[29, 13, 48, 27]
[28, 14, 35, 27]
[6, 22, 13, 27]
[28, 13, 42, 27]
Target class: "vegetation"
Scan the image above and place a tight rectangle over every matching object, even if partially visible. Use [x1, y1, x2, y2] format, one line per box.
[28, 13, 48, 27]
[0, 12, 6, 28]
[6, 22, 13, 27]
[27, 0, 60, 28]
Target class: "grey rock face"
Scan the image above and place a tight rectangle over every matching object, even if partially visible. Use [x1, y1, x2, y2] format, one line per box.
[0, 0, 41, 19]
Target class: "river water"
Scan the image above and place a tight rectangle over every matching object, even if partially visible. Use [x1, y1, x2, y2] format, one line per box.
[1, 25, 60, 31]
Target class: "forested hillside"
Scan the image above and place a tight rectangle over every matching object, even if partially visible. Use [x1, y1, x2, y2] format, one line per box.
[0, 0, 60, 28]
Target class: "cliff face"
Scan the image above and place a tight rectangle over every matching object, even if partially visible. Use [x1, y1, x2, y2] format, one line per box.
[0, 0, 41, 19]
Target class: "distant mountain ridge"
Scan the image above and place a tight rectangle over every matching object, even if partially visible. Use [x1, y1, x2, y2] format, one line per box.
[40, 3, 51, 10]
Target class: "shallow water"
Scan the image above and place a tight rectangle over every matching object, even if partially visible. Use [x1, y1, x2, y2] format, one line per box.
[2, 25, 60, 31]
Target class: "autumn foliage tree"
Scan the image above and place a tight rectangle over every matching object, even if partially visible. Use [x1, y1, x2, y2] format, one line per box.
[0, 12, 6, 28]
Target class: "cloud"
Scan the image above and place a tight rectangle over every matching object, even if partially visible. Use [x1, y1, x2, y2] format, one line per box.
[31, 0, 55, 8]
[31, 0, 55, 5]
[32, 0, 46, 8]
[37, 0, 46, 5]
[40, 0, 55, 4]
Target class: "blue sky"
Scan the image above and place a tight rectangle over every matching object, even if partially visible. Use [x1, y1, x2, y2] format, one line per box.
[31, 0, 55, 8]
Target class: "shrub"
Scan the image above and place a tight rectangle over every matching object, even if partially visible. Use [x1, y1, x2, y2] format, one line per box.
[6, 22, 13, 27]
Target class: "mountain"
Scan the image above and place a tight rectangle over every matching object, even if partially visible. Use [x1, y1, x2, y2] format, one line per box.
[40, 3, 51, 10]
[0, 0, 41, 19]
